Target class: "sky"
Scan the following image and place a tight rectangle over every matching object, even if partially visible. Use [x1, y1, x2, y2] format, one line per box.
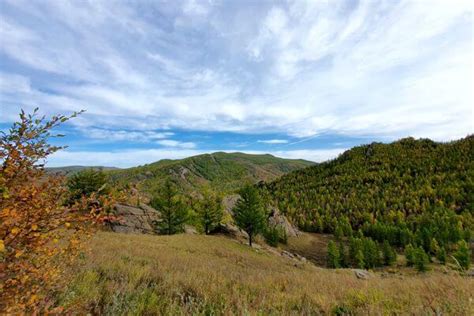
[0, 0, 473, 168]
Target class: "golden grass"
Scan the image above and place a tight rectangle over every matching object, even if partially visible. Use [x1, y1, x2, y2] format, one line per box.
[55, 232, 473, 315]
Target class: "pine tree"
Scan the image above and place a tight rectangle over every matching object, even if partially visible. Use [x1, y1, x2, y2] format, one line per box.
[334, 225, 344, 240]
[382, 240, 396, 266]
[151, 180, 188, 235]
[327, 241, 340, 268]
[338, 242, 347, 268]
[362, 238, 380, 268]
[405, 244, 415, 266]
[196, 189, 223, 234]
[66, 168, 108, 203]
[233, 185, 266, 246]
[355, 249, 365, 269]
[453, 240, 471, 270]
[413, 247, 429, 272]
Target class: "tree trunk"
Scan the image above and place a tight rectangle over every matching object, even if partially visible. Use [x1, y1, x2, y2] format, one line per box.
[249, 232, 253, 247]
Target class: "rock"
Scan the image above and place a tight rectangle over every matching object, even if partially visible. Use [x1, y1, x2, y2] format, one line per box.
[184, 225, 198, 235]
[110, 203, 160, 234]
[222, 195, 240, 215]
[466, 269, 474, 277]
[267, 206, 300, 237]
[353, 269, 371, 280]
[281, 250, 295, 259]
[216, 222, 248, 239]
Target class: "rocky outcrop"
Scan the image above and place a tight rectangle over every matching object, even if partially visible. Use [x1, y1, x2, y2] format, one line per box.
[110, 203, 160, 234]
[222, 195, 299, 239]
[267, 207, 300, 237]
[353, 269, 371, 280]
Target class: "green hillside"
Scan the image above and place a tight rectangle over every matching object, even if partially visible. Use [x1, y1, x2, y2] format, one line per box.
[262, 136, 473, 253]
[109, 152, 314, 194]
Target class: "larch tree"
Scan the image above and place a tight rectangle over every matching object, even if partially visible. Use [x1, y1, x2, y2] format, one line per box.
[232, 185, 266, 247]
[150, 180, 188, 235]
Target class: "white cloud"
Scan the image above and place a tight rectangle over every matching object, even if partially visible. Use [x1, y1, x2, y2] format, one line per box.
[85, 128, 174, 142]
[257, 139, 288, 144]
[156, 139, 196, 149]
[0, 0, 472, 143]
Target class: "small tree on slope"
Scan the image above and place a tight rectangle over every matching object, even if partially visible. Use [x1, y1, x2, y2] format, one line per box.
[453, 240, 471, 270]
[151, 180, 188, 235]
[327, 241, 340, 268]
[232, 185, 266, 246]
[196, 189, 223, 235]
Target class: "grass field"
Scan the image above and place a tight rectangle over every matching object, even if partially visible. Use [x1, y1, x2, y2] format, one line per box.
[55, 232, 474, 315]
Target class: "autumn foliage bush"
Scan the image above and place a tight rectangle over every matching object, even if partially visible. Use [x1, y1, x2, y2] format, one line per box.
[0, 108, 119, 313]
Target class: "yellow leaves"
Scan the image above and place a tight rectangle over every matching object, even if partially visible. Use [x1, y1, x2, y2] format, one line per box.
[0, 239, 5, 252]
[28, 294, 38, 304]
[65, 222, 71, 228]
[11, 227, 20, 235]
[31, 224, 38, 231]
[15, 250, 23, 258]
[53, 238, 59, 243]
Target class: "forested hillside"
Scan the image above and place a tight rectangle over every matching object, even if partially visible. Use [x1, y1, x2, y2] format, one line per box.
[109, 152, 314, 195]
[262, 136, 473, 256]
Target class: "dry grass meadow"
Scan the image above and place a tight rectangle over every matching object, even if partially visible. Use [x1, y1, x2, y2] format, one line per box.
[54, 232, 473, 315]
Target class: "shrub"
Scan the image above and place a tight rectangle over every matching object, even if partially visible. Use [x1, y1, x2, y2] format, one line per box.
[437, 246, 447, 265]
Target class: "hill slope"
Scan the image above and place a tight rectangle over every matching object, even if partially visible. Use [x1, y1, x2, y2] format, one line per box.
[46, 166, 119, 176]
[55, 232, 472, 314]
[262, 136, 473, 249]
[109, 152, 314, 194]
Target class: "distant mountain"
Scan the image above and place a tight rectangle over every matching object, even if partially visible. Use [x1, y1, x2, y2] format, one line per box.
[46, 166, 120, 176]
[109, 152, 315, 194]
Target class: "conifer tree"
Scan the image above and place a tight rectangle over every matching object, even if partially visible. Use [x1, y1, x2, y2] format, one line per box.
[334, 225, 344, 240]
[338, 242, 348, 268]
[405, 244, 415, 266]
[362, 238, 380, 268]
[196, 189, 223, 234]
[382, 240, 396, 266]
[413, 247, 429, 272]
[151, 180, 188, 235]
[453, 240, 471, 270]
[355, 249, 365, 269]
[327, 240, 340, 268]
[233, 185, 266, 246]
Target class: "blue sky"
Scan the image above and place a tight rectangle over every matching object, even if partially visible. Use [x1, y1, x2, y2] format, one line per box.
[0, 0, 472, 167]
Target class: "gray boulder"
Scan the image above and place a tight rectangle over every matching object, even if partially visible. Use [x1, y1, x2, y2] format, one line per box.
[110, 203, 160, 234]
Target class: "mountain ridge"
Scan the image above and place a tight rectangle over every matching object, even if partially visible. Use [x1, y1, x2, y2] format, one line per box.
[108, 151, 315, 194]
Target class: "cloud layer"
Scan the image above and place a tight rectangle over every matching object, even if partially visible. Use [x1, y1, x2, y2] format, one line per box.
[0, 0, 472, 166]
